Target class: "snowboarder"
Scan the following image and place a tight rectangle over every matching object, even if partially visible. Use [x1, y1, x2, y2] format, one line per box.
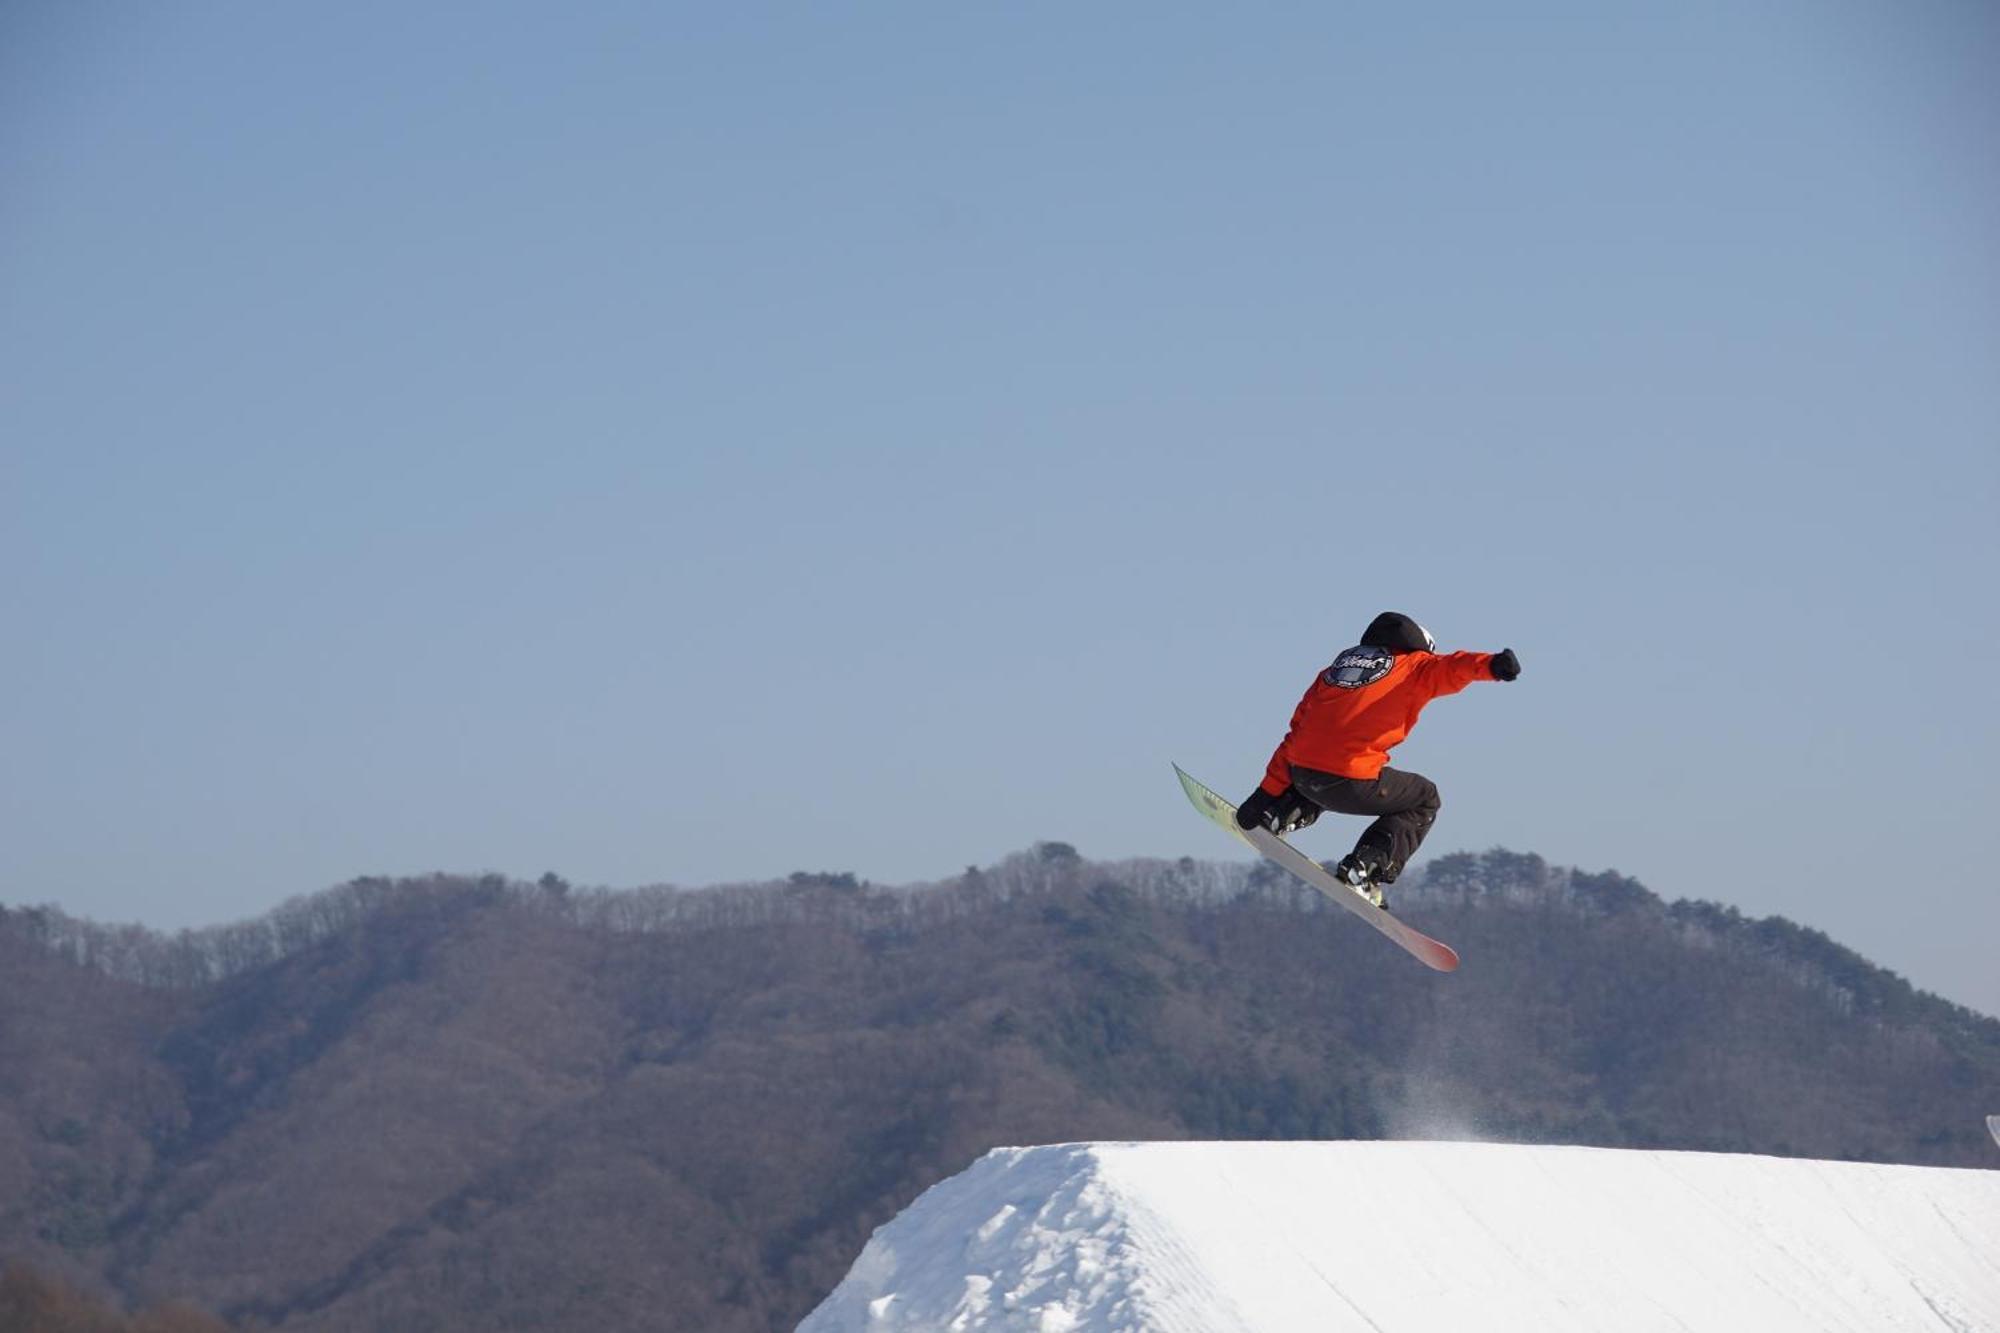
[1235, 612, 1519, 906]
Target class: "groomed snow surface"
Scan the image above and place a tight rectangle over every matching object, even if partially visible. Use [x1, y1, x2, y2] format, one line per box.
[798, 1140, 2000, 1332]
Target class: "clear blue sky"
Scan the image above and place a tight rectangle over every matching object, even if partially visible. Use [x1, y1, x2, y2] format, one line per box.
[4, 3, 1996, 1012]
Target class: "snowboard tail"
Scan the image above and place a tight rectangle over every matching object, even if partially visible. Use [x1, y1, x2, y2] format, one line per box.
[1173, 764, 1460, 973]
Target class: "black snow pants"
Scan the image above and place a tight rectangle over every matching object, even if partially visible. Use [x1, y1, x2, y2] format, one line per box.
[1288, 765, 1440, 885]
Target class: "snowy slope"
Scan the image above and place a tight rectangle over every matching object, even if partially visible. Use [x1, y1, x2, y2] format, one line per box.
[797, 1141, 2000, 1332]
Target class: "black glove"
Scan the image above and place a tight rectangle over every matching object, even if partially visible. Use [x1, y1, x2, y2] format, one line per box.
[1234, 787, 1275, 831]
[1236, 785, 1320, 834]
[1490, 648, 1520, 682]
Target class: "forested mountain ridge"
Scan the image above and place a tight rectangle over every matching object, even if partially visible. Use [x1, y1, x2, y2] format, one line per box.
[4, 846, 1996, 1331]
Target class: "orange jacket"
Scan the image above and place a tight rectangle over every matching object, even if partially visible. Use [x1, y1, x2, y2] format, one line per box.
[1260, 649, 1495, 792]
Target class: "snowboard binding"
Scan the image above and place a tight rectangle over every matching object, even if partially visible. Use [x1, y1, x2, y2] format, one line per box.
[1234, 785, 1321, 837]
[1335, 853, 1390, 910]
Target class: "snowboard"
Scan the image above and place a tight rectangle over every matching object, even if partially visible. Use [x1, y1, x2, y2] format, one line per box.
[1173, 763, 1460, 973]
[1988, 1115, 1999, 1150]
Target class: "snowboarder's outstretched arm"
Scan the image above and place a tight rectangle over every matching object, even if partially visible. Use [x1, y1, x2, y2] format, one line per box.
[1412, 648, 1518, 695]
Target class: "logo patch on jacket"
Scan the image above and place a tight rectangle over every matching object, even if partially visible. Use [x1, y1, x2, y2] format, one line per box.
[1322, 645, 1394, 689]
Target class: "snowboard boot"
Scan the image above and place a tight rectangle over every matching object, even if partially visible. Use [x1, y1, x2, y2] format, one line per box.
[1334, 853, 1390, 910]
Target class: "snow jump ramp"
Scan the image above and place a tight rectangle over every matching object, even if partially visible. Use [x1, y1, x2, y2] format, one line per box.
[798, 1140, 2000, 1332]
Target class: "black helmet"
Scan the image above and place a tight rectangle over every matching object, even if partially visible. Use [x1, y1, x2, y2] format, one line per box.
[1361, 611, 1435, 654]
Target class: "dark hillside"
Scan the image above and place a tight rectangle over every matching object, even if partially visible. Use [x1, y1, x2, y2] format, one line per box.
[3, 848, 1996, 1330]
[0, 1260, 225, 1332]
